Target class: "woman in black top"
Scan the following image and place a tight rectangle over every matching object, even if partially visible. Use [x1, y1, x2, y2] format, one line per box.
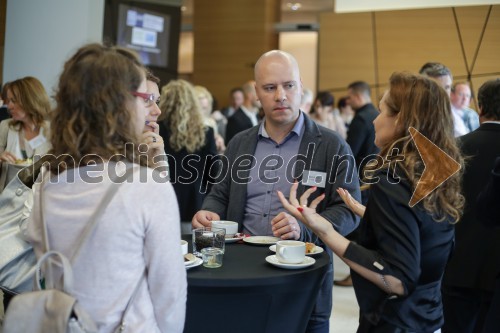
[278, 72, 464, 332]
[158, 79, 218, 221]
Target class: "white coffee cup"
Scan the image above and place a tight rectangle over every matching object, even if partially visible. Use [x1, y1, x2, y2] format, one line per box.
[211, 220, 238, 238]
[276, 240, 306, 264]
[180, 240, 188, 255]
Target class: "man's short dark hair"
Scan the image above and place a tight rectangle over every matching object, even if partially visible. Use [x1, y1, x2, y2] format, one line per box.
[419, 62, 452, 79]
[348, 81, 371, 97]
[478, 79, 500, 121]
[315, 91, 335, 107]
[337, 96, 348, 109]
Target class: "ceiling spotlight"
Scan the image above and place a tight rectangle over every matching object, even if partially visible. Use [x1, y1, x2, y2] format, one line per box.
[181, 6, 187, 12]
[286, 2, 302, 11]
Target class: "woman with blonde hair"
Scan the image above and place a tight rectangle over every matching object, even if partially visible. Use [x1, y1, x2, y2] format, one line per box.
[193, 85, 226, 153]
[279, 72, 464, 332]
[159, 79, 218, 221]
[0, 77, 51, 163]
[25, 43, 186, 332]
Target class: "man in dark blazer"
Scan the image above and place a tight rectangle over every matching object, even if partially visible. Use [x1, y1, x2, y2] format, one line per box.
[193, 50, 360, 333]
[442, 79, 500, 333]
[345, 81, 380, 171]
[477, 156, 500, 333]
[336, 81, 379, 286]
[225, 81, 261, 144]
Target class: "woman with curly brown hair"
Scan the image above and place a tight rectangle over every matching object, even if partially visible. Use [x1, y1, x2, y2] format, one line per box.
[0, 77, 51, 164]
[25, 43, 186, 332]
[279, 72, 464, 332]
[159, 79, 218, 222]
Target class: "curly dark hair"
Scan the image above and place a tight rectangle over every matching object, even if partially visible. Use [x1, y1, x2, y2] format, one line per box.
[49, 43, 147, 173]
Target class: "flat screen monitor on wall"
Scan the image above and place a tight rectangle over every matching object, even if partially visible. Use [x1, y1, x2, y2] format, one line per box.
[103, 0, 181, 84]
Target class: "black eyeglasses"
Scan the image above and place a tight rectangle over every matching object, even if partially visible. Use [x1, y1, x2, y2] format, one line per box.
[131, 91, 156, 107]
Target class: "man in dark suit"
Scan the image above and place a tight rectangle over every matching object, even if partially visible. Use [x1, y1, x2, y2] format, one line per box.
[220, 87, 244, 119]
[442, 79, 500, 333]
[336, 81, 379, 287]
[477, 156, 500, 333]
[225, 80, 261, 144]
[193, 50, 360, 333]
[345, 81, 380, 172]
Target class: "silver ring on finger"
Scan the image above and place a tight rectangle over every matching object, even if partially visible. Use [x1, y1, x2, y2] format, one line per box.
[152, 137, 157, 143]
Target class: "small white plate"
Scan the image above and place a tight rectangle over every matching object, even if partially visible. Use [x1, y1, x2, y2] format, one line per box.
[225, 236, 244, 243]
[185, 258, 203, 270]
[243, 236, 280, 245]
[184, 256, 197, 266]
[265, 255, 315, 269]
[269, 244, 324, 256]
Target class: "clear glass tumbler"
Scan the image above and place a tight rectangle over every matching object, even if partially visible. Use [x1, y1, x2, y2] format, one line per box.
[201, 247, 224, 268]
[192, 227, 226, 256]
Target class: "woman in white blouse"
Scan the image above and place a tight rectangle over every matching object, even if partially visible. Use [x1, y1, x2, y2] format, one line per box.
[0, 76, 51, 164]
[26, 43, 187, 333]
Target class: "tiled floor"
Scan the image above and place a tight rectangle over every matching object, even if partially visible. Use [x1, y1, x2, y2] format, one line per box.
[331, 254, 359, 332]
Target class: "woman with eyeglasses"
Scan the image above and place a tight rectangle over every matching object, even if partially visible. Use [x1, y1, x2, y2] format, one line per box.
[158, 79, 219, 222]
[279, 72, 464, 332]
[25, 43, 187, 332]
[140, 70, 169, 175]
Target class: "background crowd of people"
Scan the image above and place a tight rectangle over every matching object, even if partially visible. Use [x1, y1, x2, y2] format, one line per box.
[0, 43, 499, 333]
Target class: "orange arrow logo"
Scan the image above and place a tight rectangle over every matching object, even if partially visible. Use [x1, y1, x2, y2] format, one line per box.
[408, 127, 461, 207]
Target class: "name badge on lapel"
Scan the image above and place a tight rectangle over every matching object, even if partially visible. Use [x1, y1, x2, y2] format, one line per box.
[302, 170, 327, 188]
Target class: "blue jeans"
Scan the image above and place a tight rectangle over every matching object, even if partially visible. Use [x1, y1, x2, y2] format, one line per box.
[305, 319, 329, 333]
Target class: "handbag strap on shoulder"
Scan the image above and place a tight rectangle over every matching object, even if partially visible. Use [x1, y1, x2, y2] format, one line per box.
[38, 161, 136, 290]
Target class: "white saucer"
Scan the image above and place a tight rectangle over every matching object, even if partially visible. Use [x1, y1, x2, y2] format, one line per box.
[269, 244, 324, 256]
[265, 255, 315, 269]
[184, 256, 197, 266]
[225, 236, 244, 243]
[243, 236, 280, 245]
[185, 258, 203, 270]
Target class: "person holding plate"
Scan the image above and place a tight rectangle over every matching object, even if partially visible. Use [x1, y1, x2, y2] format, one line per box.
[0, 77, 51, 191]
[193, 50, 360, 333]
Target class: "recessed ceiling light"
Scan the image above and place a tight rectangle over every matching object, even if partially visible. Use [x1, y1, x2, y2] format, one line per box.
[286, 2, 302, 11]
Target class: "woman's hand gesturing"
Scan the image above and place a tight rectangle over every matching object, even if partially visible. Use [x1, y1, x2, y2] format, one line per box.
[277, 181, 332, 236]
[336, 188, 366, 218]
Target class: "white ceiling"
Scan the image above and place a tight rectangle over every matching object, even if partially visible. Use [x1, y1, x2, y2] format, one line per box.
[181, 0, 334, 21]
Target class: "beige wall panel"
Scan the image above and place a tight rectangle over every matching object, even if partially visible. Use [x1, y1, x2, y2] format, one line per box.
[376, 8, 464, 80]
[452, 5, 492, 72]
[471, 5, 500, 76]
[193, 0, 279, 104]
[318, 12, 376, 92]
[318, 4, 500, 106]
[279, 32, 318, 94]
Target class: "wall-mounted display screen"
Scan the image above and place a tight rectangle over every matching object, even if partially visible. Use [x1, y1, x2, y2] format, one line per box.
[116, 4, 171, 68]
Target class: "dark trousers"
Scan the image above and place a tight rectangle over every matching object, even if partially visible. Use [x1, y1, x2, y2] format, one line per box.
[482, 278, 500, 333]
[442, 285, 493, 333]
[305, 319, 329, 333]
